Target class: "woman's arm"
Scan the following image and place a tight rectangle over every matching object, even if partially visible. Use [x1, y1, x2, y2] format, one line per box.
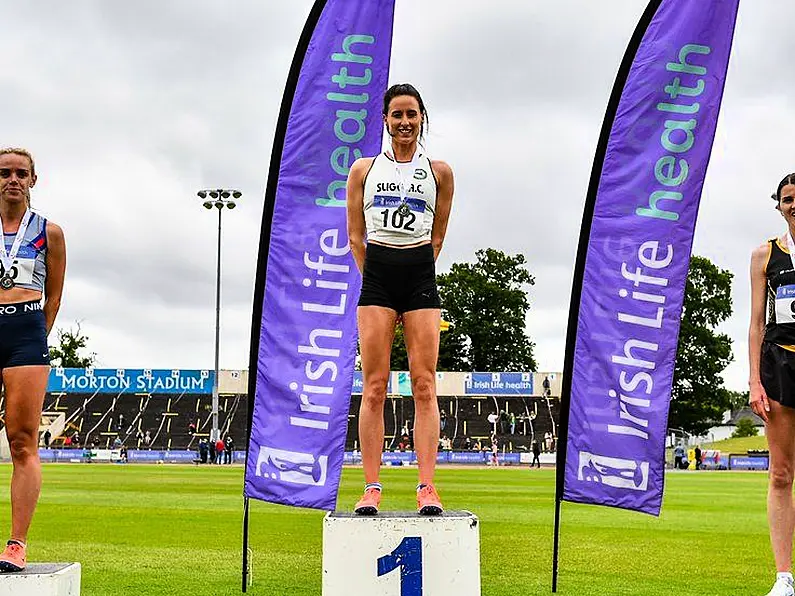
[43, 221, 66, 336]
[748, 241, 770, 422]
[430, 160, 454, 261]
[346, 158, 372, 274]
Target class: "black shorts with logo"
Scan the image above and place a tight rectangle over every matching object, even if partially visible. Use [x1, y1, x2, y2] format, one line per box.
[761, 341, 795, 409]
[0, 301, 50, 369]
[358, 243, 441, 314]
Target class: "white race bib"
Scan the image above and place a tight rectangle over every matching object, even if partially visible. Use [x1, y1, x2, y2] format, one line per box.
[0, 257, 35, 285]
[776, 284, 795, 324]
[371, 194, 427, 237]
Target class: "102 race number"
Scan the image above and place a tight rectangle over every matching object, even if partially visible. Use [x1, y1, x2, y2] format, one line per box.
[380, 209, 416, 232]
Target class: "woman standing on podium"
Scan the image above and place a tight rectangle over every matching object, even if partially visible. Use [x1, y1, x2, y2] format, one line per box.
[346, 84, 454, 515]
[0, 148, 66, 572]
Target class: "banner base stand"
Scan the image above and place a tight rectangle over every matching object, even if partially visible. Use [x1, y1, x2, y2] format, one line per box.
[0, 563, 81, 596]
[322, 511, 480, 595]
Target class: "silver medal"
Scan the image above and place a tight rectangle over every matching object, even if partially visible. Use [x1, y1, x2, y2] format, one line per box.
[0, 275, 14, 290]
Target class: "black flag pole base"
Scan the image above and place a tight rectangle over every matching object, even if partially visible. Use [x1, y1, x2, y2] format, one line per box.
[552, 497, 562, 593]
[242, 546, 253, 592]
[242, 495, 251, 593]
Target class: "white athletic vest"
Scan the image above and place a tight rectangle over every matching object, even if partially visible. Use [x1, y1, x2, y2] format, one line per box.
[362, 151, 437, 246]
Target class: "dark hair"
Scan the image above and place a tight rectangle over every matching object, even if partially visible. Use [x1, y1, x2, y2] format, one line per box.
[382, 83, 429, 141]
[773, 173, 795, 203]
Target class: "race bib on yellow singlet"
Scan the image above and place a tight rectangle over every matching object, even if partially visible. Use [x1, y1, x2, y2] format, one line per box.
[0, 257, 35, 286]
[371, 195, 427, 237]
[776, 285, 795, 324]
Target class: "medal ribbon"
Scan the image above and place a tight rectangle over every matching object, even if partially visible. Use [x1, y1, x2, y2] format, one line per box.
[391, 149, 422, 211]
[0, 209, 32, 277]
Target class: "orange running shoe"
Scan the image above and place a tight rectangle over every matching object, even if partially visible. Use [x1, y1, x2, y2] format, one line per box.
[417, 484, 443, 516]
[354, 487, 382, 515]
[0, 540, 26, 573]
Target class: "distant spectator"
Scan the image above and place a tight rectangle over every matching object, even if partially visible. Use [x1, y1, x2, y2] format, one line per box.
[439, 434, 452, 451]
[531, 440, 541, 469]
[487, 412, 498, 434]
[43, 429, 51, 449]
[694, 445, 702, 470]
[113, 436, 122, 449]
[71, 432, 80, 448]
[490, 438, 499, 466]
[499, 410, 508, 434]
[544, 431, 553, 453]
[199, 439, 209, 464]
[543, 376, 551, 397]
[674, 443, 685, 469]
[116, 413, 125, 432]
[188, 422, 197, 436]
[224, 435, 234, 464]
[215, 438, 225, 464]
[509, 412, 516, 435]
[463, 436, 472, 450]
[398, 435, 411, 452]
[439, 409, 447, 433]
[119, 445, 128, 463]
[143, 430, 152, 448]
[63, 435, 72, 448]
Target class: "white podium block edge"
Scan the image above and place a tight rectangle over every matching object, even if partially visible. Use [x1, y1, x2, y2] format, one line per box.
[0, 562, 82, 596]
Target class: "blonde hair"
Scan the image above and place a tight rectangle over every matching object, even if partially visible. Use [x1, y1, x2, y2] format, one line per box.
[0, 148, 36, 207]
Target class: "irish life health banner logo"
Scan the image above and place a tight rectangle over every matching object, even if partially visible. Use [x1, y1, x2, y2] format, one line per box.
[245, 0, 396, 510]
[560, 0, 740, 515]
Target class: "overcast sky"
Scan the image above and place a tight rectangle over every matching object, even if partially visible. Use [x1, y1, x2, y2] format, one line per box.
[4, 1, 790, 391]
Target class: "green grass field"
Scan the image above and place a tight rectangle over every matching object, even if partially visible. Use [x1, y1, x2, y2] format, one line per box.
[0, 463, 776, 595]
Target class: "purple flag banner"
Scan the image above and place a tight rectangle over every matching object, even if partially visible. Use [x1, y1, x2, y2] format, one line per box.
[557, 0, 739, 516]
[244, 0, 395, 510]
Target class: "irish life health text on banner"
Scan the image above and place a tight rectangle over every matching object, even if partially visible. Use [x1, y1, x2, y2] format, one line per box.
[562, 0, 739, 515]
[245, 0, 395, 510]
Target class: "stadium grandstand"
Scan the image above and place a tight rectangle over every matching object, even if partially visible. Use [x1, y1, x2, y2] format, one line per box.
[0, 368, 561, 461]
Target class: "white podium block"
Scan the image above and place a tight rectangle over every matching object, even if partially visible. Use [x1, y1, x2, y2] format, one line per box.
[323, 511, 480, 596]
[0, 563, 81, 596]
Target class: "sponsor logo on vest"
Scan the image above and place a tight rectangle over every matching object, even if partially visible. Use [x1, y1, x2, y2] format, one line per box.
[413, 168, 427, 180]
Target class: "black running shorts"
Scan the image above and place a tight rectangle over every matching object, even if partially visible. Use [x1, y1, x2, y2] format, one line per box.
[0, 301, 50, 369]
[761, 341, 795, 409]
[358, 243, 441, 314]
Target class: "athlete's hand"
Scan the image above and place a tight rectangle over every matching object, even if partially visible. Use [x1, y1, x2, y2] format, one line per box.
[749, 382, 770, 423]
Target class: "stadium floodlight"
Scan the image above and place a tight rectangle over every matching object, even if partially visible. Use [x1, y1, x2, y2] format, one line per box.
[197, 188, 243, 442]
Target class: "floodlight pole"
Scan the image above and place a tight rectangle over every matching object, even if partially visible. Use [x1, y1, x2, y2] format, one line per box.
[198, 189, 241, 443]
[212, 204, 222, 442]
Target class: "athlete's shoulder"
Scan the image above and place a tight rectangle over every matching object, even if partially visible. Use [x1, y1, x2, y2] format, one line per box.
[429, 159, 453, 183]
[45, 220, 65, 242]
[351, 155, 377, 172]
[751, 239, 774, 269]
